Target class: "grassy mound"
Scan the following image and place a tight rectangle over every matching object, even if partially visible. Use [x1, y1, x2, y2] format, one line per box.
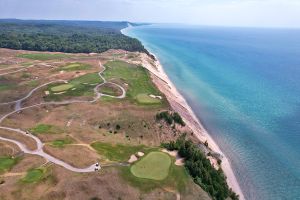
[50, 83, 74, 92]
[103, 61, 164, 105]
[130, 152, 171, 180]
[136, 93, 161, 105]
[91, 142, 153, 162]
[29, 124, 63, 135]
[18, 53, 69, 60]
[22, 168, 44, 183]
[60, 63, 91, 71]
[0, 156, 19, 174]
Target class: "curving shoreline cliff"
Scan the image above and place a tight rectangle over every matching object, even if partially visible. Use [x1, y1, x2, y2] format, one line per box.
[121, 26, 245, 200]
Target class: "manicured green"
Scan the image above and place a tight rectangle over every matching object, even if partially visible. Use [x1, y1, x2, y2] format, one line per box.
[0, 156, 18, 173]
[18, 53, 69, 60]
[29, 124, 63, 135]
[51, 138, 73, 148]
[130, 152, 171, 180]
[136, 93, 161, 105]
[103, 61, 163, 105]
[121, 155, 188, 192]
[50, 83, 74, 92]
[60, 63, 91, 71]
[91, 142, 153, 162]
[70, 73, 101, 85]
[22, 168, 44, 183]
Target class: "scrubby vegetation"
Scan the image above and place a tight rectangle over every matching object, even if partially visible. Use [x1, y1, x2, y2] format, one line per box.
[0, 19, 147, 54]
[156, 111, 185, 126]
[162, 136, 239, 200]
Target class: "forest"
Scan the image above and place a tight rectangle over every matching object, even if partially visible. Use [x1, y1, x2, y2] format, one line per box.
[0, 19, 148, 54]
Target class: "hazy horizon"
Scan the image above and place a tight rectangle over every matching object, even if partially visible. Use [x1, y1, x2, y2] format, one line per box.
[1, 0, 300, 28]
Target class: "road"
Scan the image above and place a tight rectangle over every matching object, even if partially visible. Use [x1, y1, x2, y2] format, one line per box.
[0, 59, 126, 173]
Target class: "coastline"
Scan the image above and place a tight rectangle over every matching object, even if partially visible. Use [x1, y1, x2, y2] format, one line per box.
[121, 26, 245, 200]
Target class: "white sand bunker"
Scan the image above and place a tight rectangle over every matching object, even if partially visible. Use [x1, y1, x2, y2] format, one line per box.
[128, 154, 138, 163]
[162, 149, 185, 166]
[137, 152, 144, 157]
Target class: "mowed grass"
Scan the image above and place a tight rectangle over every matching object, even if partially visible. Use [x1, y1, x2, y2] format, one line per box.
[50, 83, 74, 92]
[130, 152, 171, 180]
[45, 73, 103, 101]
[60, 63, 91, 71]
[0, 156, 19, 174]
[50, 138, 73, 148]
[18, 53, 69, 60]
[29, 124, 63, 135]
[136, 93, 161, 105]
[91, 142, 154, 162]
[103, 61, 163, 105]
[22, 168, 45, 183]
[121, 153, 189, 192]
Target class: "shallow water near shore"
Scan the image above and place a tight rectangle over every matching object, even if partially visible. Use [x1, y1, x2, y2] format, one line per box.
[123, 24, 300, 200]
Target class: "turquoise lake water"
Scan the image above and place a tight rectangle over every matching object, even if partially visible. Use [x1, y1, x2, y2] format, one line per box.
[123, 24, 300, 200]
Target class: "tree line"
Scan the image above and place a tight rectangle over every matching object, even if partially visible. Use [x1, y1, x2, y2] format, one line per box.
[162, 135, 239, 200]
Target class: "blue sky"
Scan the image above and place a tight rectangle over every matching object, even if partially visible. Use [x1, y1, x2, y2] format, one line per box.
[0, 0, 300, 28]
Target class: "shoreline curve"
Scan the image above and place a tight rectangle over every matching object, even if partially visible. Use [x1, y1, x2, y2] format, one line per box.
[121, 25, 245, 200]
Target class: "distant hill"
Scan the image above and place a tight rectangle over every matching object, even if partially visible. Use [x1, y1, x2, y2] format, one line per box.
[0, 19, 148, 53]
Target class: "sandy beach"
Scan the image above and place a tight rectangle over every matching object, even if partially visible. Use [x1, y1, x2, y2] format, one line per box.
[138, 52, 245, 200]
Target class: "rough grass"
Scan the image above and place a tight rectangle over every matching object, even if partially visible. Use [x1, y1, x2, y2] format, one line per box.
[29, 124, 63, 135]
[98, 84, 120, 96]
[91, 142, 155, 162]
[136, 93, 161, 105]
[50, 138, 73, 148]
[121, 154, 189, 192]
[60, 62, 91, 71]
[0, 156, 19, 174]
[22, 168, 45, 183]
[130, 152, 171, 180]
[50, 84, 74, 92]
[103, 61, 163, 105]
[18, 53, 69, 60]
